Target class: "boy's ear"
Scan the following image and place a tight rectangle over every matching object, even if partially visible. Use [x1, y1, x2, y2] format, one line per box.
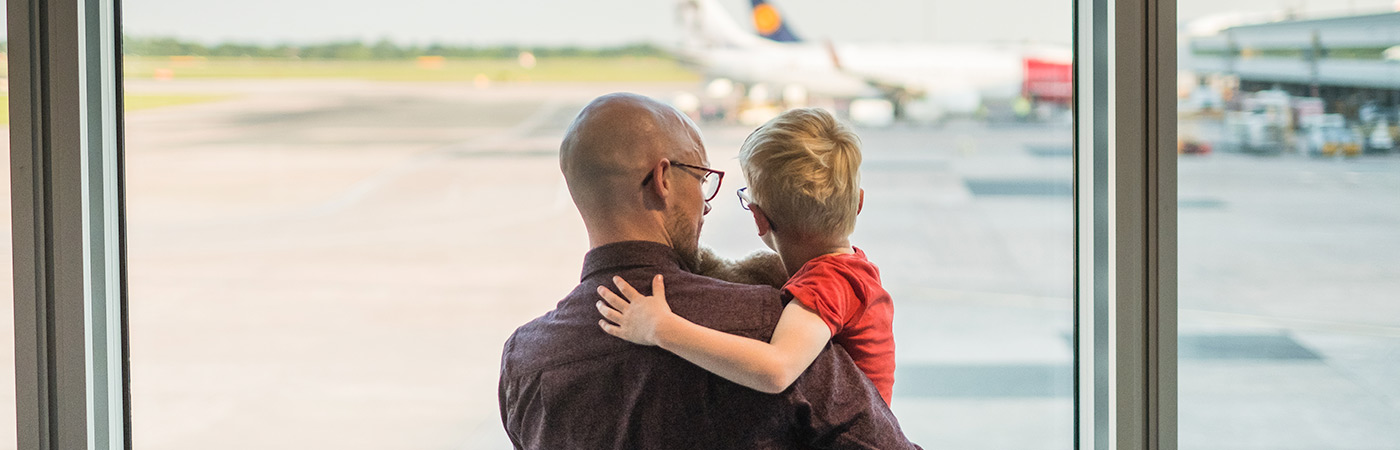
[750, 204, 773, 236]
[857, 189, 865, 215]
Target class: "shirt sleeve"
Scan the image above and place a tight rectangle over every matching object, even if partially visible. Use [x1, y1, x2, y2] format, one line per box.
[784, 263, 861, 337]
[787, 342, 922, 449]
[498, 335, 525, 450]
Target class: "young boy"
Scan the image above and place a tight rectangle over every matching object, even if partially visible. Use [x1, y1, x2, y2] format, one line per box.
[595, 108, 895, 405]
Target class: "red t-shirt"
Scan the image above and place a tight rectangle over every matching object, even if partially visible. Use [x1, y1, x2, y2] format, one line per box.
[782, 247, 895, 405]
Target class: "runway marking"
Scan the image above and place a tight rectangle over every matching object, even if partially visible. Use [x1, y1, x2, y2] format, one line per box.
[145, 202, 574, 254]
[894, 363, 1072, 398]
[902, 289, 1400, 339]
[905, 287, 1070, 310]
[437, 99, 566, 154]
[1181, 309, 1400, 339]
[303, 99, 567, 217]
[300, 152, 452, 217]
[134, 99, 573, 235]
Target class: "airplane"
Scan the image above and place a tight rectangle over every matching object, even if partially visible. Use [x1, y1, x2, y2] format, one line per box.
[672, 0, 1073, 123]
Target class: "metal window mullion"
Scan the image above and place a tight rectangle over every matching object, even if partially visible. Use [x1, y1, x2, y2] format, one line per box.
[1074, 0, 1176, 448]
[11, 0, 129, 447]
[1071, 0, 1107, 446]
[10, 0, 50, 443]
[1111, 0, 1148, 447]
[1148, 0, 1179, 446]
[81, 0, 126, 447]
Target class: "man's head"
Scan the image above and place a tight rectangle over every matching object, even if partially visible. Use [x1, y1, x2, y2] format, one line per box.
[739, 107, 863, 240]
[559, 93, 716, 266]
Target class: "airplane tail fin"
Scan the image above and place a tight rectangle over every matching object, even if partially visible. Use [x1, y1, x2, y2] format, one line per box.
[677, 0, 769, 49]
[749, 0, 802, 43]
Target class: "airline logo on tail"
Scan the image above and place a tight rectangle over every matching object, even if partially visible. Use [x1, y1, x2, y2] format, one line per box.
[751, 0, 801, 42]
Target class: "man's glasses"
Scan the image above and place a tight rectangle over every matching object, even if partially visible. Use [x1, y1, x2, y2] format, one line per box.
[643, 161, 725, 202]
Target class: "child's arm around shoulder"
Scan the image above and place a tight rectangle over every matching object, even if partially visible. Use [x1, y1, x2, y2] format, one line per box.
[595, 275, 832, 394]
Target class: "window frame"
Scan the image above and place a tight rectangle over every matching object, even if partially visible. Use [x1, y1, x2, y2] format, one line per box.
[9, 0, 129, 447]
[8, 0, 1176, 448]
[1073, 0, 1178, 448]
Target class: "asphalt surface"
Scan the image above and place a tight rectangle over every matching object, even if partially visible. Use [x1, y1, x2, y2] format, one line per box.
[0, 80, 1395, 449]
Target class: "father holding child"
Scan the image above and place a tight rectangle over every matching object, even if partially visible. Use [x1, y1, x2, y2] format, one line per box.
[498, 93, 917, 449]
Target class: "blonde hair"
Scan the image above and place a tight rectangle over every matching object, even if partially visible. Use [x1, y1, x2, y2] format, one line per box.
[739, 108, 862, 238]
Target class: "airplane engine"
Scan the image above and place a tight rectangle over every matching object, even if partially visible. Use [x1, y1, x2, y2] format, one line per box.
[782, 85, 809, 108]
[928, 89, 982, 117]
[672, 92, 702, 119]
[706, 78, 735, 98]
[849, 98, 896, 127]
[903, 98, 946, 125]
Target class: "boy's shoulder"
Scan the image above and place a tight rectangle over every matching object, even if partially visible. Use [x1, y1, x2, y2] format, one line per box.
[791, 247, 881, 282]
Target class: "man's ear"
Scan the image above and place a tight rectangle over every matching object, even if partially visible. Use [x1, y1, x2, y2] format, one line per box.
[750, 204, 773, 236]
[641, 159, 672, 211]
[857, 188, 865, 215]
[647, 159, 672, 197]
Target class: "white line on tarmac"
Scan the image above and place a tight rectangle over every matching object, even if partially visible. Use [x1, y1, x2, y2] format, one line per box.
[902, 288, 1400, 339]
[300, 99, 566, 218]
[1181, 309, 1400, 339]
[907, 287, 1071, 310]
[435, 99, 566, 154]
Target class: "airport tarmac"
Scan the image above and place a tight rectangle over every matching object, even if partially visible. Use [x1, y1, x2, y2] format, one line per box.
[0, 80, 1396, 449]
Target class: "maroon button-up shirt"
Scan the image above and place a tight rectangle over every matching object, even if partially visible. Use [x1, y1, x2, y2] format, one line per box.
[499, 241, 920, 449]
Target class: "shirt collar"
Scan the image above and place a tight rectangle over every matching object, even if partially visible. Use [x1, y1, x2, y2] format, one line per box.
[580, 241, 688, 281]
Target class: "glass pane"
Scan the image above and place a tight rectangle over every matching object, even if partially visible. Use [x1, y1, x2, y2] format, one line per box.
[121, 0, 1072, 447]
[1177, 2, 1400, 448]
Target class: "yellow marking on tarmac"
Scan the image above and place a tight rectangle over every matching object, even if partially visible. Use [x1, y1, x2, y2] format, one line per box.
[124, 94, 236, 112]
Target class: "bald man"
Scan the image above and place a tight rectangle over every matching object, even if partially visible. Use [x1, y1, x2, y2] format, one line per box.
[498, 93, 919, 449]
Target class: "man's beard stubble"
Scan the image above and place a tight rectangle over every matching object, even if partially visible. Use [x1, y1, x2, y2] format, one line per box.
[666, 207, 703, 273]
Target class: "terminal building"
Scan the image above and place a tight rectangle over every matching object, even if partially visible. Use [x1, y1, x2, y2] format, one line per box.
[1187, 10, 1400, 115]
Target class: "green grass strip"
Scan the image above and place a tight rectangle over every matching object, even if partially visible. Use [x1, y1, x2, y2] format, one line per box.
[122, 56, 700, 82]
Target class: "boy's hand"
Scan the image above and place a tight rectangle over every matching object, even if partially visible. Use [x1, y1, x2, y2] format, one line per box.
[596, 274, 673, 347]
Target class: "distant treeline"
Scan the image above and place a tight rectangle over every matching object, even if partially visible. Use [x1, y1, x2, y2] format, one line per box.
[121, 36, 671, 60]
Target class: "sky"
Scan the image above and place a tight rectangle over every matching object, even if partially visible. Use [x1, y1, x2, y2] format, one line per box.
[13, 0, 1397, 47]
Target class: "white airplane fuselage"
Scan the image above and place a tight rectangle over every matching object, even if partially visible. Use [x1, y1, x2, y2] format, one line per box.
[674, 0, 1071, 117]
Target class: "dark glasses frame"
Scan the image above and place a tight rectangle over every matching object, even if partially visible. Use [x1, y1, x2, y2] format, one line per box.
[642, 161, 725, 202]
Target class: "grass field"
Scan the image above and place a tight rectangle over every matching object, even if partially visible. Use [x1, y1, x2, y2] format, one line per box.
[121, 56, 700, 82]
[0, 94, 238, 124]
